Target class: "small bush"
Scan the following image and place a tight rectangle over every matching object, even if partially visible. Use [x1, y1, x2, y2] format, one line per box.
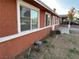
[49, 30, 56, 37]
[43, 39, 49, 44]
[69, 30, 73, 33]
[43, 39, 55, 48]
[49, 30, 61, 37]
[55, 30, 61, 34]
[69, 48, 79, 55]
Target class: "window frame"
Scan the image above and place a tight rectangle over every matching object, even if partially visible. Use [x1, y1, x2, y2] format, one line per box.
[31, 9, 39, 29]
[20, 6, 31, 31]
[45, 12, 51, 27]
[0, 0, 53, 43]
[52, 16, 54, 25]
[17, 0, 40, 33]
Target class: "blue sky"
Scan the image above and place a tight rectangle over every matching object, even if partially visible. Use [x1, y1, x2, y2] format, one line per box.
[41, 0, 79, 15]
[57, 0, 79, 10]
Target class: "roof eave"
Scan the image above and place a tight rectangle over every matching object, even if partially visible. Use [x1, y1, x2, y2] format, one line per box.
[34, 0, 59, 17]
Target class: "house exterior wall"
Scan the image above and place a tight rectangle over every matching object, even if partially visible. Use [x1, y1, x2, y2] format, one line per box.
[0, 0, 53, 59]
[51, 15, 60, 30]
[0, 27, 51, 59]
[0, 0, 17, 37]
[54, 16, 60, 30]
[40, 10, 45, 28]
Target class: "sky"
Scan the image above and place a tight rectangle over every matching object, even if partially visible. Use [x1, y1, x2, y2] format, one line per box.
[40, 0, 79, 15]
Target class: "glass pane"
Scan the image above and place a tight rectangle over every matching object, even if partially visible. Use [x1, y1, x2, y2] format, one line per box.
[53, 16, 55, 25]
[46, 14, 48, 26]
[31, 10, 38, 29]
[48, 15, 50, 25]
[20, 6, 30, 31]
[46, 14, 50, 26]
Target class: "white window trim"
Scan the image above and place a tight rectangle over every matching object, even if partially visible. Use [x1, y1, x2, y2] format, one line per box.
[17, 0, 21, 33]
[44, 12, 51, 27]
[50, 14, 52, 25]
[52, 16, 54, 25]
[0, 0, 51, 43]
[53, 16, 59, 26]
[31, 10, 40, 30]
[17, 0, 40, 33]
[53, 16, 56, 25]
[0, 26, 51, 42]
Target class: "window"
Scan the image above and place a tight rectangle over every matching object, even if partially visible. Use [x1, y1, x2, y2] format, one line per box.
[20, 4, 39, 32]
[55, 16, 57, 24]
[45, 13, 51, 26]
[51, 17, 53, 25]
[55, 17, 58, 24]
[51, 16, 54, 25]
[31, 10, 38, 29]
[20, 6, 30, 31]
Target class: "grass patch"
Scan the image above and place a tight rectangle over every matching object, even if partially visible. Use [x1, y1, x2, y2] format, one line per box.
[43, 39, 55, 49]
[69, 48, 79, 55]
[66, 48, 79, 59]
[69, 30, 72, 33]
[46, 43, 55, 49]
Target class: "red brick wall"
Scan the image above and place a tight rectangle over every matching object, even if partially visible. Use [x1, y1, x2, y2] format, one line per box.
[0, 0, 17, 37]
[0, 27, 51, 59]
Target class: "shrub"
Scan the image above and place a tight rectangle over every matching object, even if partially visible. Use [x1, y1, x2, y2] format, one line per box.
[49, 30, 56, 37]
[49, 30, 61, 37]
[55, 30, 61, 34]
[69, 48, 79, 55]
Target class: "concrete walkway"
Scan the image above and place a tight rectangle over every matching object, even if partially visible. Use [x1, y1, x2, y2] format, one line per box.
[59, 26, 79, 34]
[59, 27, 70, 34]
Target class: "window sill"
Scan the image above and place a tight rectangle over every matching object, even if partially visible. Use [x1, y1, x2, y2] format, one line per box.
[0, 26, 51, 42]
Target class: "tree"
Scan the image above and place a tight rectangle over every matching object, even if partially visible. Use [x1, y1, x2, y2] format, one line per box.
[78, 11, 79, 13]
[67, 7, 76, 29]
[78, 11, 79, 17]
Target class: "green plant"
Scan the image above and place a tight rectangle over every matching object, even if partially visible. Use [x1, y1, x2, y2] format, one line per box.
[43, 39, 49, 44]
[55, 30, 61, 34]
[69, 48, 79, 55]
[67, 7, 76, 29]
[49, 30, 56, 37]
[49, 30, 61, 37]
[69, 30, 72, 33]
[44, 40, 55, 49]
[45, 41, 51, 48]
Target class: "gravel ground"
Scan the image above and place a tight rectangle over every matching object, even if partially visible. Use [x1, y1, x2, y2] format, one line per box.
[15, 33, 79, 59]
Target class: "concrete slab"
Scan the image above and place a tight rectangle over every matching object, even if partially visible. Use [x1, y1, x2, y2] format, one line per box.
[58, 27, 70, 34]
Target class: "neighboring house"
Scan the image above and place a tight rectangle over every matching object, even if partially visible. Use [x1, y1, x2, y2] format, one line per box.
[0, 0, 60, 59]
[59, 15, 68, 24]
[74, 10, 79, 18]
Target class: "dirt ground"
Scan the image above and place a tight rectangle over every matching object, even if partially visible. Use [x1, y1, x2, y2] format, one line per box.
[15, 33, 79, 59]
